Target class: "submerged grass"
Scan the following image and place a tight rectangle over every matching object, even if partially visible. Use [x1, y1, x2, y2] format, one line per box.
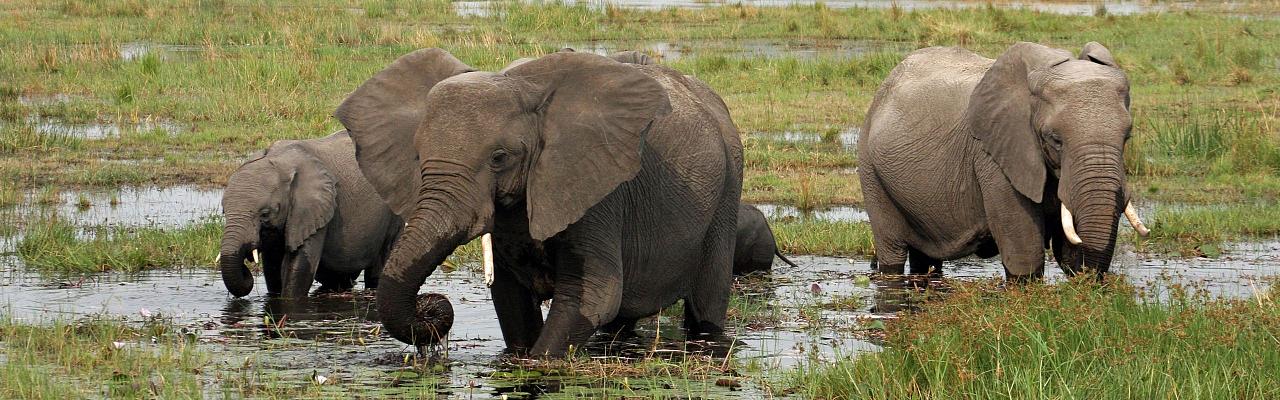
[790, 277, 1280, 399]
[16, 216, 220, 273]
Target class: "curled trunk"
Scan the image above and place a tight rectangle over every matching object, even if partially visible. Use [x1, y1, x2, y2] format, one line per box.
[220, 214, 258, 297]
[376, 184, 472, 346]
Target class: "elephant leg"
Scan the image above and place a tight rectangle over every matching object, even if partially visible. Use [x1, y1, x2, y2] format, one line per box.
[860, 165, 909, 275]
[315, 268, 356, 293]
[976, 157, 1046, 279]
[684, 211, 734, 338]
[261, 247, 285, 296]
[362, 264, 381, 290]
[907, 248, 942, 277]
[601, 318, 638, 340]
[491, 265, 544, 354]
[281, 228, 326, 298]
[531, 228, 623, 357]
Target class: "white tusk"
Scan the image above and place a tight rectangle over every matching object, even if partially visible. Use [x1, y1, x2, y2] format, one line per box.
[214, 253, 221, 264]
[1061, 204, 1083, 245]
[482, 233, 495, 286]
[252, 249, 261, 265]
[1124, 202, 1150, 237]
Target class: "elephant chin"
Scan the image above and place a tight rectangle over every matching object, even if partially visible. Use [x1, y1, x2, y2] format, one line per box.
[412, 293, 454, 346]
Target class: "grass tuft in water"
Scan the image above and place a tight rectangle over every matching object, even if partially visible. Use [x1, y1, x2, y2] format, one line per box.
[16, 216, 221, 273]
[790, 277, 1280, 399]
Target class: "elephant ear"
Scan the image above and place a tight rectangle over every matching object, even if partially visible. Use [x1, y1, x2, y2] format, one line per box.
[277, 148, 337, 251]
[966, 42, 1072, 204]
[504, 52, 672, 241]
[334, 48, 473, 218]
[1079, 42, 1118, 68]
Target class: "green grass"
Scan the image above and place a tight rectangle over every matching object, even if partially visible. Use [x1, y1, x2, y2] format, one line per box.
[772, 219, 875, 257]
[0, 1, 1278, 253]
[16, 216, 221, 273]
[790, 277, 1280, 399]
[0, 316, 207, 399]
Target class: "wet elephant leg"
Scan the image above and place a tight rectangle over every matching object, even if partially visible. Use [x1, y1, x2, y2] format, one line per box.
[976, 155, 1046, 280]
[492, 264, 544, 354]
[684, 211, 734, 338]
[908, 248, 942, 277]
[530, 227, 623, 357]
[362, 264, 381, 290]
[281, 228, 326, 298]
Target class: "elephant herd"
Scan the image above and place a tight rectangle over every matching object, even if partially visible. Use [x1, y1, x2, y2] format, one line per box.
[219, 42, 1148, 357]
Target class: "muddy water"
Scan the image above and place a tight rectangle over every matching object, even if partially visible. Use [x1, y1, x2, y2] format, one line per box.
[456, 0, 1208, 18]
[3, 238, 1279, 397]
[561, 39, 909, 61]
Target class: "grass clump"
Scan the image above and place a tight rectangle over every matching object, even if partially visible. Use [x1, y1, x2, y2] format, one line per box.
[790, 277, 1280, 399]
[16, 216, 220, 273]
[0, 123, 83, 154]
[0, 316, 206, 399]
[772, 220, 875, 256]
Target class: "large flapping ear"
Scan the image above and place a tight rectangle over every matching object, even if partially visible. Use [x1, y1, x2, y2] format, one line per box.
[277, 148, 337, 251]
[334, 48, 473, 218]
[503, 52, 672, 241]
[966, 42, 1072, 204]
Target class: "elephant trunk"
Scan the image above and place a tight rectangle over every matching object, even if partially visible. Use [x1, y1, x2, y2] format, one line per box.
[1064, 148, 1124, 275]
[220, 213, 259, 297]
[377, 169, 480, 346]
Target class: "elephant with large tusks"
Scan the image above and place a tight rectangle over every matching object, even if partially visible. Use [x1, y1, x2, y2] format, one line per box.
[858, 42, 1149, 279]
[336, 49, 743, 356]
[219, 131, 404, 299]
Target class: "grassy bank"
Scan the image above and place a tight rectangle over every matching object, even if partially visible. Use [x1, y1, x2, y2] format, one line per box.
[15, 217, 220, 272]
[790, 277, 1280, 398]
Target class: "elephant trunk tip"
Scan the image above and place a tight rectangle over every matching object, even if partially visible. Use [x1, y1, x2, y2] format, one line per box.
[411, 293, 454, 346]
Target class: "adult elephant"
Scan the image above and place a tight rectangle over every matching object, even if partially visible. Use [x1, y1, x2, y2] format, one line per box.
[858, 42, 1149, 279]
[219, 131, 403, 298]
[734, 204, 800, 276]
[335, 49, 743, 356]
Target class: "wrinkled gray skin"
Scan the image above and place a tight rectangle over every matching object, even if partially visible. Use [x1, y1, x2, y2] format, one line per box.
[336, 49, 743, 356]
[220, 131, 402, 298]
[858, 42, 1133, 279]
[734, 204, 800, 276]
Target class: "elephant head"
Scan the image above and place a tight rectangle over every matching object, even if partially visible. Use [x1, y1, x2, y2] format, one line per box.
[335, 49, 670, 346]
[220, 143, 336, 298]
[966, 41, 1146, 274]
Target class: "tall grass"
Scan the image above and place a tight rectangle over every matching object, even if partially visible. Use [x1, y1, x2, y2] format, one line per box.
[0, 123, 83, 153]
[772, 220, 875, 256]
[16, 216, 221, 273]
[791, 277, 1280, 399]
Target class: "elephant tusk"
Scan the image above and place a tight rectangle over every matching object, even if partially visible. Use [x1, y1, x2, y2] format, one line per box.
[252, 249, 262, 265]
[1124, 202, 1150, 237]
[1061, 204, 1083, 245]
[214, 253, 220, 264]
[482, 233, 495, 287]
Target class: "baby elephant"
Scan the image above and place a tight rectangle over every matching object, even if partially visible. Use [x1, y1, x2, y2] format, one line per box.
[219, 131, 402, 298]
[735, 204, 800, 275]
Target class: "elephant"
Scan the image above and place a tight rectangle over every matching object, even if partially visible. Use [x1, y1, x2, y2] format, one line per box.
[219, 131, 404, 299]
[734, 204, 800, 276]
[857, 42, 1149, 280]
[335, 48, 743, 356]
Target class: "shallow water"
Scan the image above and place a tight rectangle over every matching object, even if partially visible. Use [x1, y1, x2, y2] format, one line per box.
[561, 39, 910, 61]
[8, 115, 183, 140]
[456, 0, 1208, 18]
[3, 239, 1278, 396]
[747, 128, 860, 151]
[23, 186, 222, 228]
[119, 42, 205, 62]
[753, 203, 868, 222]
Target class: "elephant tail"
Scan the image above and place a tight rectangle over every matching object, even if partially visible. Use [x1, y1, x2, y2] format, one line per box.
[774, 250, 800, 269]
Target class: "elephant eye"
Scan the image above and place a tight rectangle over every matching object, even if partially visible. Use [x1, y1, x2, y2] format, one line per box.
[490, 150, 510, 168]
